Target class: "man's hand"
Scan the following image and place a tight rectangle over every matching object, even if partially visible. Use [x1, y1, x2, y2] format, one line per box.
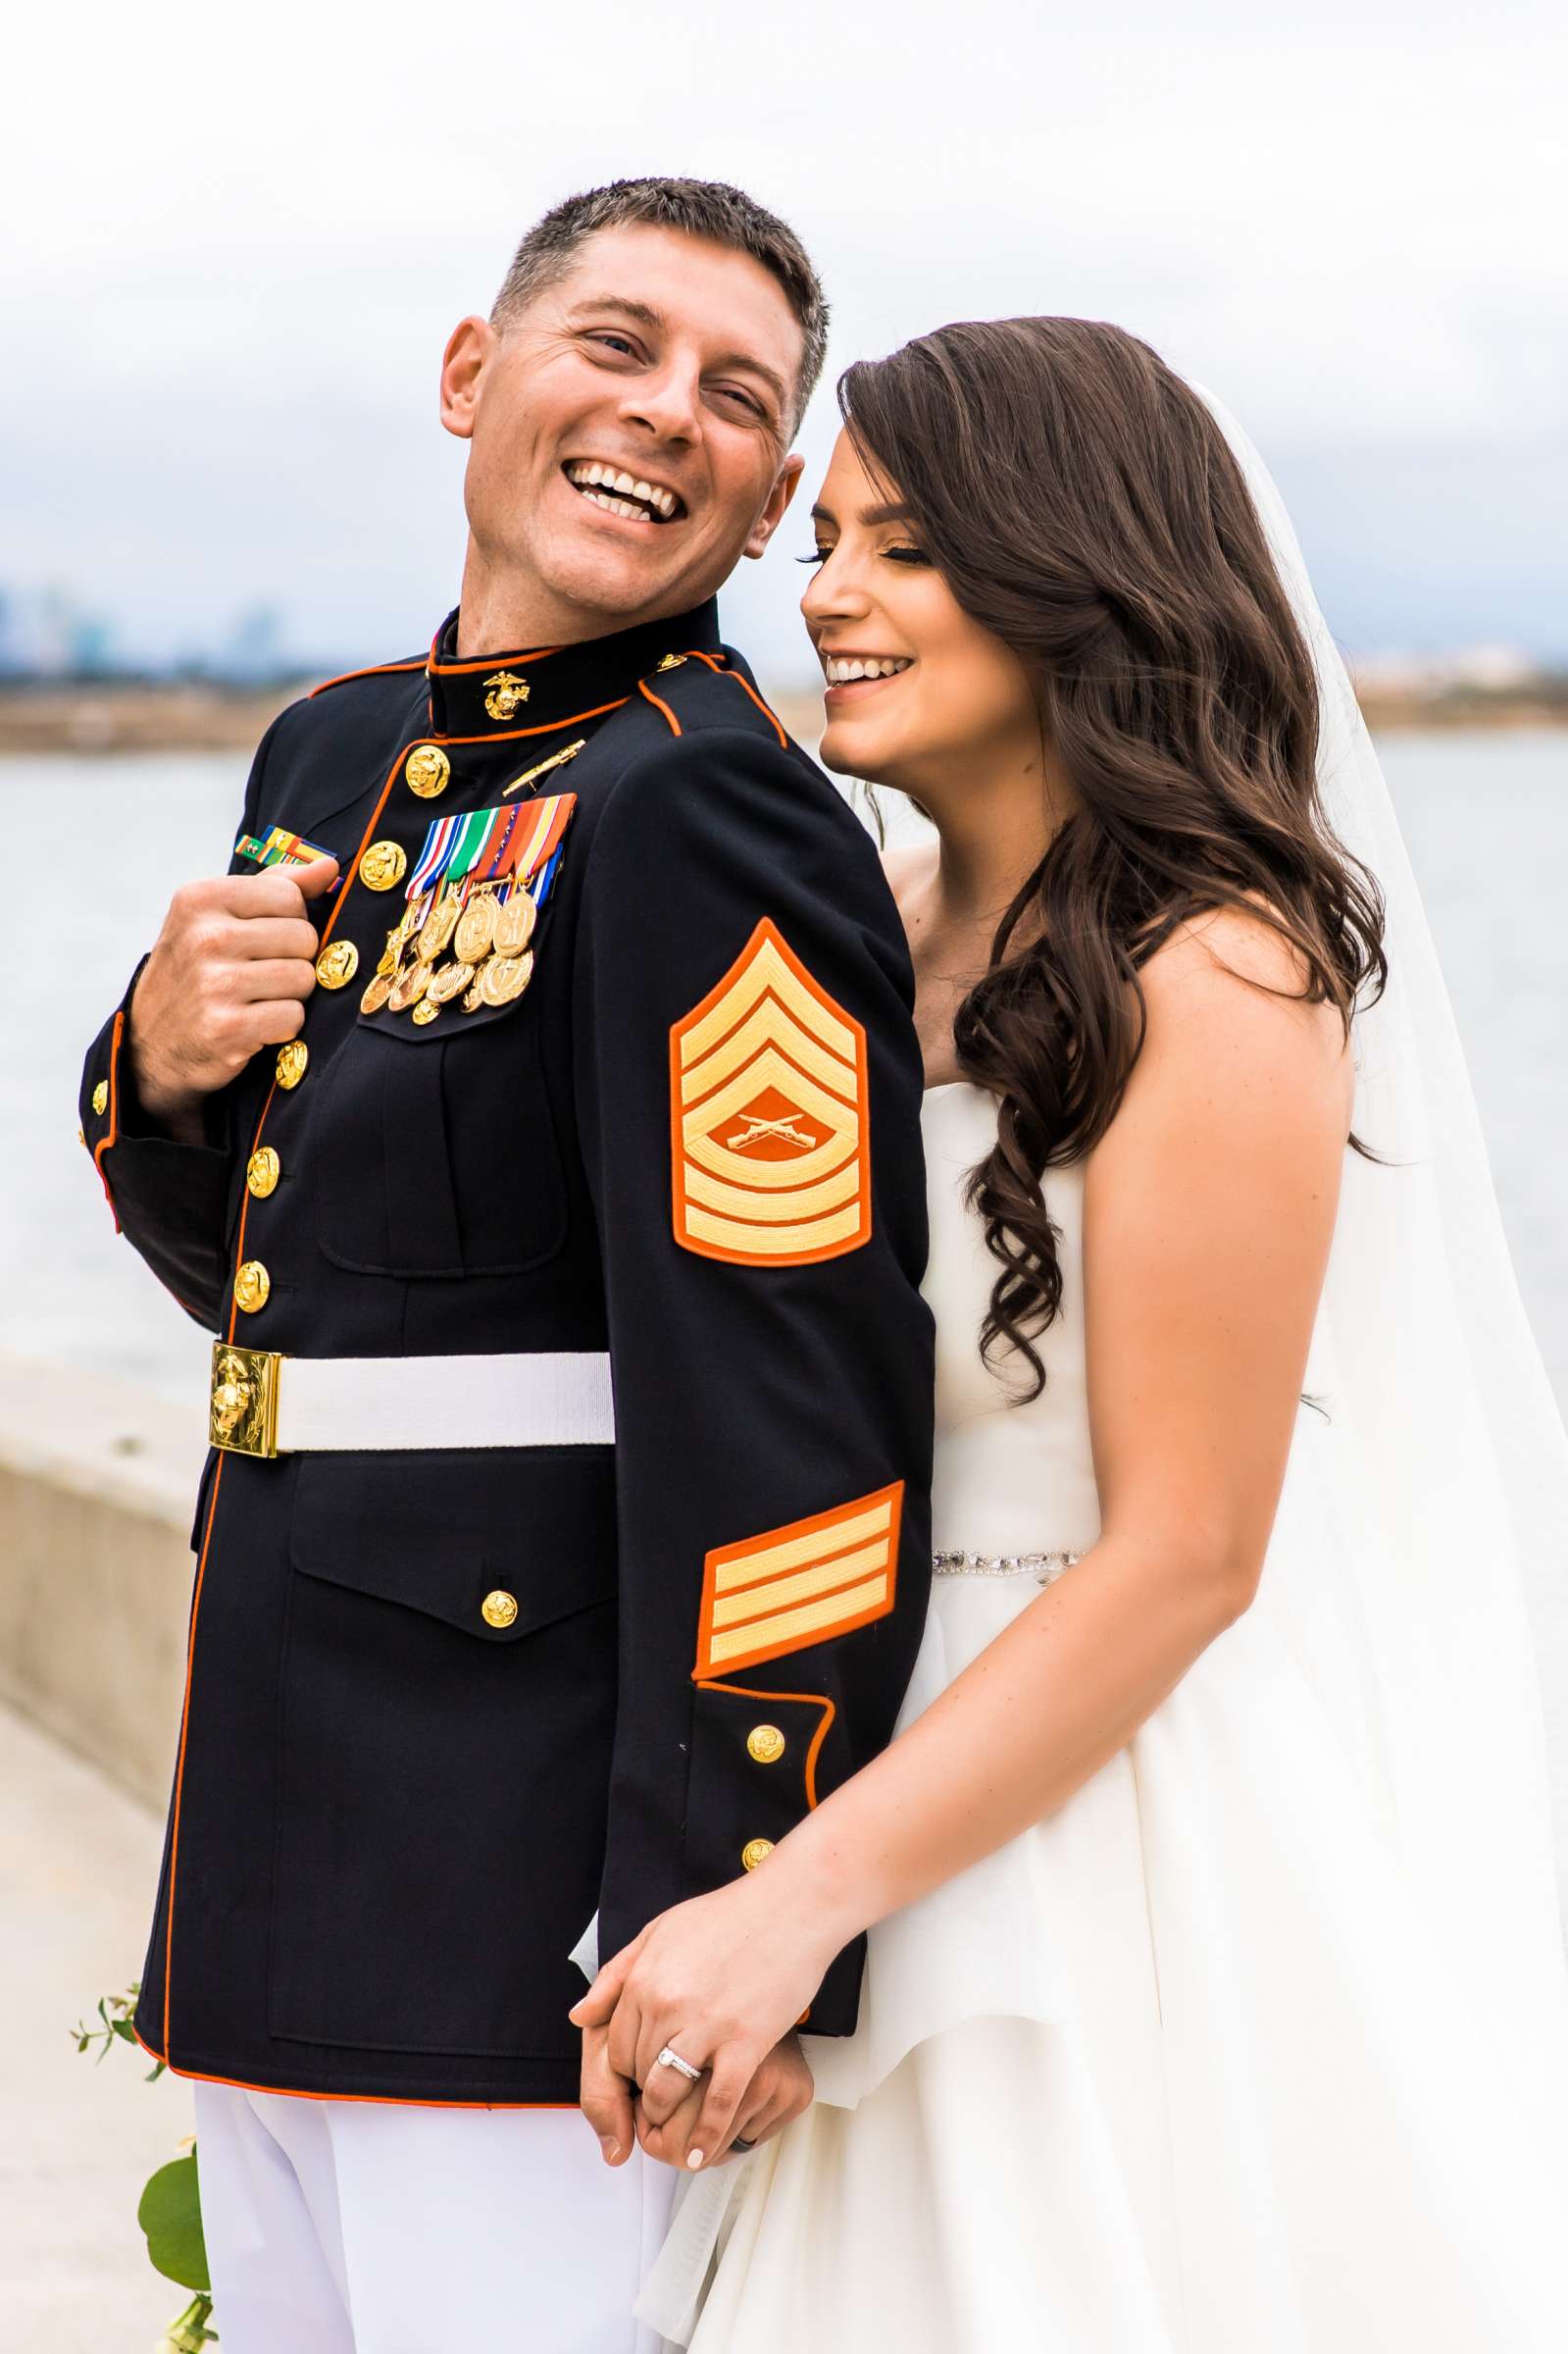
[129, 855, 339, 1136]
[578, 2018, 813, 2171]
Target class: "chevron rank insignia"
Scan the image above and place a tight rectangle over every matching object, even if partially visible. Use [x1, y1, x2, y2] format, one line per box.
[670, 919, 871, 1266]
[694, 1482, 904, 1679]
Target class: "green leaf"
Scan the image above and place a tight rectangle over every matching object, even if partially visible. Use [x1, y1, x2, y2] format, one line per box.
[111, 2018, 137, 2041]
[137, 2154, 211, 2292]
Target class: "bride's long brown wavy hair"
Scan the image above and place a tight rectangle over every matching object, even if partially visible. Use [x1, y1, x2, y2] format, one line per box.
[838, 319, 1387, 1396]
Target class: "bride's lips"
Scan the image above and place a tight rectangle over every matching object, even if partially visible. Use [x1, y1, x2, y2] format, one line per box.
[821, 653, 915, 709]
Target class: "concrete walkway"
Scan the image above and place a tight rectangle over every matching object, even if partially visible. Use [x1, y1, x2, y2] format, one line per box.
[0, 1702, 195, 2349]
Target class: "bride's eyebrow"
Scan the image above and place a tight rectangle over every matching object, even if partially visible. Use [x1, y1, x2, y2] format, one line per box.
[808, 500, 914, 528]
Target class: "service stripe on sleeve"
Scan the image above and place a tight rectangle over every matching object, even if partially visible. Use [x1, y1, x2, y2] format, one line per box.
[694, 1482, 903, 1679]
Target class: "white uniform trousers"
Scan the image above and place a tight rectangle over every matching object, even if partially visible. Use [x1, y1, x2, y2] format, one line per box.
[193, 2082, 679, 2353]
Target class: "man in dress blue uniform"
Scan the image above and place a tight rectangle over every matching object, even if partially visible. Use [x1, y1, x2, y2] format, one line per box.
[78, 179, 934, 2349]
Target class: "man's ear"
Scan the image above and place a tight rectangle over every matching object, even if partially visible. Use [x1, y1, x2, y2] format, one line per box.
[743, 452, 807, 561]
[439, 316, 494, 442]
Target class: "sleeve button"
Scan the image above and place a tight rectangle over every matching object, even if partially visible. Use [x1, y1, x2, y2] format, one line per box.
[741, 1838, 775, 1871]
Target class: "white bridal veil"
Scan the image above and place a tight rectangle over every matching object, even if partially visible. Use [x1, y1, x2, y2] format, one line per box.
[1198, 389, 1568, 2089]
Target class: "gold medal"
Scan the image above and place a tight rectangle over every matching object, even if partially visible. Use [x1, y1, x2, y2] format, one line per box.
[427, 959, 475, 1005]
[492, 889, 536, 955]
[412, 998, 440, 1025]
[360, 970, 395, 1015]
[453, 890, 497, 965]
[479, 949, 534, 1006]
[315, 939, 359, 990]
[404, 744, 450, 798]
[416, 891, 460, 963]
[358, 840, 407, 892]
[388, 959, 432, 1012]
[462, 981, 486, 1012]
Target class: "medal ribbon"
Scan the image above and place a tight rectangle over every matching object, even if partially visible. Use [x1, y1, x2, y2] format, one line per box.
[407, 813, 461, 900]
[235, 824, 335, 869]
[503, 793, 576, 897]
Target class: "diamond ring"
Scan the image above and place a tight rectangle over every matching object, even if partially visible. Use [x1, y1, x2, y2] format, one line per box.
[656, 2044, 705, 2083]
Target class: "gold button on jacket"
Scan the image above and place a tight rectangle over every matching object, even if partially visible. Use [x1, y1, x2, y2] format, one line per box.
[91, 1080, 109, 1114]
[481, 1589, 519, 1629]
[275, 1041, 308, 1090]
[358, 840, 408, 892]
[233, 1260, 271, 1313]
[316, 940, 359, 990]
[746, 1725, 786, 1765]
[740, 1838, 775, 1871]
[246, 1147, 280, 1199]
[404, 743, 450, 797]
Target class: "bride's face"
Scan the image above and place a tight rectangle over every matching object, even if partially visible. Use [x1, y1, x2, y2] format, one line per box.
[801, 429, 1037, 794]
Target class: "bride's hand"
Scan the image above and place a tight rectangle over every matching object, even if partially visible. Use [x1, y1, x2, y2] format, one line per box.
[637, 2032, 814, 2171]
[570, 1872, 837, 2167]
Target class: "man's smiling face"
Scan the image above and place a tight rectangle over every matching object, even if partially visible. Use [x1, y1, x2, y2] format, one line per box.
[441, 224, 807, 641]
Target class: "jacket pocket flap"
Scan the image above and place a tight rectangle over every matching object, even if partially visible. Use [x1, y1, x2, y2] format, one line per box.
[289, 1447, 617, 1641]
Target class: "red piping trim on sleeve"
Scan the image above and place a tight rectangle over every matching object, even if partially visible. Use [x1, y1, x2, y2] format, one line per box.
[91, 1009, 125, 1230]
[693, 1679, 837, 1808]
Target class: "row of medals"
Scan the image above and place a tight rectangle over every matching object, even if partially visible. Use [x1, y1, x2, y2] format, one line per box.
[359, 878, 537, 1025]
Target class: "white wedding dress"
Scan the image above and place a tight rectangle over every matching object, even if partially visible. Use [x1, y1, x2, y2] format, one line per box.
[639, 1081, 1568, 2351]
[635, 396, 1568, 2348]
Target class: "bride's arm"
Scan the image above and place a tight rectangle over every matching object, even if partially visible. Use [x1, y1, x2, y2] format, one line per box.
[575, 907, 1353, 2168]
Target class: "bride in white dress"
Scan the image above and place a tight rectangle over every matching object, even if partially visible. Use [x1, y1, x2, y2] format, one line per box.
[574, 319, 1568, 2349]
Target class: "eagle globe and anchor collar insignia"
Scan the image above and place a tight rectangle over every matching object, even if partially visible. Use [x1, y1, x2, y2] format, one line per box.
[671, 918, 872, 1268]
[482, 672, 530, 721]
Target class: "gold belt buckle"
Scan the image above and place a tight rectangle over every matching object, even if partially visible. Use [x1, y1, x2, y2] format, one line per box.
[209, 1343, 285, 1458]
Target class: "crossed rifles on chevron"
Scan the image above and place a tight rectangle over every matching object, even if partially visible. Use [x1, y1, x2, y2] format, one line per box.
[725, 1111, 818, 1153]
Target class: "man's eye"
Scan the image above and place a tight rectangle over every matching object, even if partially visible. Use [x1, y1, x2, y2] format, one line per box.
[587, 333, 638, 358]
[715, 385, 763, 417]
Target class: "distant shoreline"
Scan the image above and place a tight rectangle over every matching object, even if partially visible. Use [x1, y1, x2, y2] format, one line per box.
[1, 678, 1565, 755]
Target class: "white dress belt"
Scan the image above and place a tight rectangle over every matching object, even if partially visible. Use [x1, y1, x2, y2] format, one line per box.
[211, 1348, 616, 1456]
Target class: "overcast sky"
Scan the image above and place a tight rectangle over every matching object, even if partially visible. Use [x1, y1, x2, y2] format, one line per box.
[4, 0, 1564, 685]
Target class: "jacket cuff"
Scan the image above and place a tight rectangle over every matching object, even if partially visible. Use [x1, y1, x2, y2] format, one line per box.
[79, 963, 237, 1326]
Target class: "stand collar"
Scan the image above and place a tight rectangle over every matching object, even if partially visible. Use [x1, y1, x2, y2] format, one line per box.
[425, 598, 723, 739]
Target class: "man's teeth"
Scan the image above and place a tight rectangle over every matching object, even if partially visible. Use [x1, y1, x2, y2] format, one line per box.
[824, 656, 913, 685]
[567, 463, 679, 521]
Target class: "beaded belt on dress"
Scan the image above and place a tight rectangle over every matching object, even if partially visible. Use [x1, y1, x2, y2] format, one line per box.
[933, 1548, 1085, 1582]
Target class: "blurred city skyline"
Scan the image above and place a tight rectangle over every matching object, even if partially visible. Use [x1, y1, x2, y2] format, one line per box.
[5, 1, 1563, 686]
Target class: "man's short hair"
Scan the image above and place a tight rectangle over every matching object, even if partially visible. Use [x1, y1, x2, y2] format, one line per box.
[491, 177, 828, 432]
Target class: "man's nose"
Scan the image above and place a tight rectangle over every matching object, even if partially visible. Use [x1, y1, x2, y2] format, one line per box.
[619, 362, 699, 448]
